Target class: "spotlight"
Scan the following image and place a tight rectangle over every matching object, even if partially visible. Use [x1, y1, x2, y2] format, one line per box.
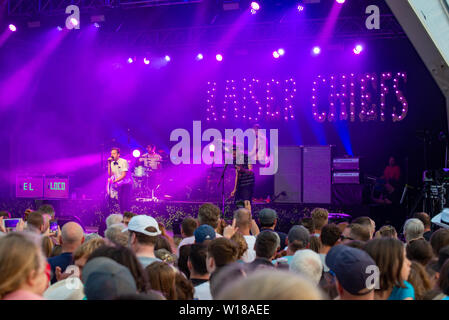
[312, 46, 321, 55]
[273, 51, 280, 59]
[216, 54, 223, 62]
[94, 22, 100, 28]
[250, 1, 260, 14]
[336, 0, 345, 3]
[144, 57, 150, 65]
[353, 44, 363, 55]
[196, 53, 204, 60]
[277, 48, 285, 56]
[9, 24, 17, 32]
[127, 57, 134, 64]
[132, 149, 141, 158]
[57, 26, 63, 31]
[70, 18, 79, 26]
[164, 55, 171, 62]
[297, 5, 304, 12]
[209, 144, 215, 152]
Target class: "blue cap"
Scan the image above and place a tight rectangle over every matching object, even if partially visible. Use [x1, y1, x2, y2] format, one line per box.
[194, 225, 216, 244]
[325, 245, 377, 295]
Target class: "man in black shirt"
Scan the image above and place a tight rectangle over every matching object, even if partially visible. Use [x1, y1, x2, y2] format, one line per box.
[258, 208, 287, 250]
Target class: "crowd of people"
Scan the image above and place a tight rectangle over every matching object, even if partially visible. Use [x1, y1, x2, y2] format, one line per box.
[1, 203, 449, 300]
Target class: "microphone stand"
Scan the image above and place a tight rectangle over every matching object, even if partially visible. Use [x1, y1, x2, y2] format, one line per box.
[217, 164, 228, 213]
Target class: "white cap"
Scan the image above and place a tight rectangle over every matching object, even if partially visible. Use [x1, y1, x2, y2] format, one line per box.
[43, 277, 85, 300]
[122, 215, 161, 236]
[431, 208, 449, 229]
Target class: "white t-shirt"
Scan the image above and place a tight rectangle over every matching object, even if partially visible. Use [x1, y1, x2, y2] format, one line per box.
[110, 158, 132, 185]
[194, 281, 212, 300]
[319, 253, 329, 272]
[241, 235, 256, 263]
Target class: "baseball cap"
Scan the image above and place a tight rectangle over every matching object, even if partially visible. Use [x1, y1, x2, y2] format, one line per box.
[259, 208, 277, 226]
[288, 225, 310, 247]
[122, 215, 161, 236]
[326, 245, 377, 295]
[431, 208, 449, 229]
[194, 224, 216, 243]
[82, 257, 137, 300]
[43, 277, 85, 300]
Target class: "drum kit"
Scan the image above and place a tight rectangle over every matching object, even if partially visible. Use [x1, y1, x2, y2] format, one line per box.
[132, 159, 164, 202]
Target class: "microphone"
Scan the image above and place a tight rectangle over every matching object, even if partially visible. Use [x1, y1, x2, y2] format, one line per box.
[108, 157, 113, 162]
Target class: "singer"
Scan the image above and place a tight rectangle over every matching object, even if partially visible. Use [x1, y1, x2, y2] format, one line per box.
[108, 147, 132, 212]
[230, 146, 255, 210]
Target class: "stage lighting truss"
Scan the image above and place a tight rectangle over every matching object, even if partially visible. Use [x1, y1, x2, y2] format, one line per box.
[6, 0, 203, 16]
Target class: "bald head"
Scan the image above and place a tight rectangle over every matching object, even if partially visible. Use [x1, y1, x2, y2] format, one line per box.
[61, 222, 84, 249]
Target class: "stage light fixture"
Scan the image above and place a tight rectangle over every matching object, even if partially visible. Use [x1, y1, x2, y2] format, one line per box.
[209, 144, 215, 152]
[297, 4, 305, 12]
[144, 57, 150, 65]
[312, 46, 321, 55]
[70, 18, 79, 27]
[165, 55, 171, 62]
[216, 54, 223, 62]
[196, 53, 204, 60]
[353, 44, 363, 55]
[336, 0, 345, 4]
[94, 22, 100, 28]
[250, 1, 260, 14]
[273, 51, 280, 59]
[9, 24, 17, 32]
[127, 57, 134, 64]
[132, 150, 141, 158]
[57, 26, 63, 31]
[278, 48, 285, 56]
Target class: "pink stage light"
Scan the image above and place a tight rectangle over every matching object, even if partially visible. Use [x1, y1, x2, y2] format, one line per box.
[144, 57, 150, 65]
[127, 57, 134, 64]
[353, 44, 363, 54]
[216, 54, 223, 62]
[297, 5, 304, 12]
[312, 46, 321, 55]
[165, 55, 171, 62]
[196, 53, 204, 60]
[132, 150, 141, 158]
[273, 51, 280, 59]
[209, 144, 215, 152]
[9, 24, 17, 32]
[336, 0, 345, 3]
[250, 2, 260, 10]
[277, 48, 285, 56]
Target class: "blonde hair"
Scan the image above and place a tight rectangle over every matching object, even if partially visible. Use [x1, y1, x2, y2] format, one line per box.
[0, 232, 46, 299]
[231, 231, 249, 260]
[42, 236, 54, 258]
[216, 269, 323, 300]
[73, 238, 106, 261]
[311, 208, 329, 231]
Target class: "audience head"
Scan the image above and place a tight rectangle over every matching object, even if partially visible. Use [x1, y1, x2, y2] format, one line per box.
[84, 233, 102, 242]
[155, 235, 173, 253]
[287, 225, 310, 253]
[82, 257, 137, 300]
[27, 211, 45, 233]
[194, 224, 216, 244]
[105, 223, 128, 247]
[125, 215, 161, 250]
[155, 249, 177, 265]
[299, 217, 315, 235]
[326, 245, 376, 300]
[344, 240, 365, 250]
[61, 222, 84, 250]
[430, 229, 449, 256]
[210, 262, 248, 299]
[234, 208, 252, 230]
[73, 238, 106, 277]
[177, 245, 191, 279]
[88, 245, 150, 293]
[438, 259, 449, 296]
[255, 230, 280, 260]
[342, 223, 370, 243]
[198, 203, 221, 230]
[413, 212, 431, 230]
[376, 225, 397, 239]
[0, 232, 48, 299]
[352, 216, 376, 239]
[106, 214, 124, 228]
[290, 249, 322, 284]
[406, 238, 434, 266]
[403, 218, 425, 243]
[311, 208, 329, 233]
[407, 261, 431, 300]
[320, 223, 342, 247]
[216, 269, 323, 300]
[363, 238, 411, 297]
[181, 217, 197, 238]
[188, 243, 209, 277]
[175, 271, 194, 300]
[122, 212, 136, 226]
[258, 208, 277, 229]
[145, 261, 177, 300]
[206, 238, 238, 273]
[231, 231, 248, 260]
[437, 245, 449, 271]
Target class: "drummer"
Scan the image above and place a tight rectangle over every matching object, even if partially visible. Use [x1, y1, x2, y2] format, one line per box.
[139, 144, 162, 170]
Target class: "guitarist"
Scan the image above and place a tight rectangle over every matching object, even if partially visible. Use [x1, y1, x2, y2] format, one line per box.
[108, 147, 132, 212]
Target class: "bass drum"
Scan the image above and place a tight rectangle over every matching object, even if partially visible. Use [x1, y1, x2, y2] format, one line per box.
[134, 166, 147, 178]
